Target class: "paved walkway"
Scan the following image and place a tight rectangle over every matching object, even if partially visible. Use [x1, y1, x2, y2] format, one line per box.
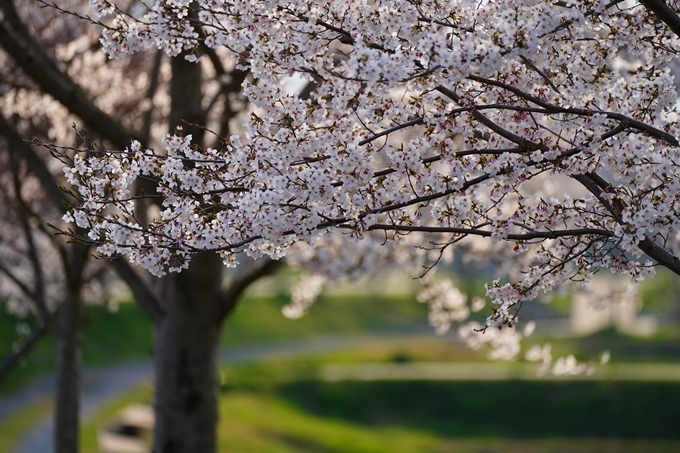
[10, 362, 153, 453]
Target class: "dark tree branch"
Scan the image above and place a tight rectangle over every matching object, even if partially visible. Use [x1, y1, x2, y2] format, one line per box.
[519, 54, 561, 95]
[638, 236, 680, 273]
[0, 112, 67, 210]
[573, 172, 680, 276]
[358, 117, 425, 146]
[0, 321, 49, 382]
[0, 0, 139, 149]
[0, 261, 36, 303]
[9, 152, 50, 320]
[640, 0, 680, 39]
[367, 224, 613, 240]
[435, 85, 548, 151]
[219, 258, 284, 319]
[465, 76, 679, 145]
[110, 259, 165, 324]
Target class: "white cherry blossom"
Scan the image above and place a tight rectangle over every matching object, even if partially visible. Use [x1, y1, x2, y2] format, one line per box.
[56, 0, 680, 333]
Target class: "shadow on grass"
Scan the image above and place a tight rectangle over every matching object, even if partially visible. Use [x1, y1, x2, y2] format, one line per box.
[277, 380, 680, 439]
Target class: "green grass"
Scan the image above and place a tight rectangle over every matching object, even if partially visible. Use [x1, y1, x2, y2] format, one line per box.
[84, 384, 680, 452]
[277, 380, 680, 438]
[219, 340, 680, 439]
[0, 292, 429, 395]
[0, 312, 56, 393]
[0, 302, 155, 452]
[0, 302, 154, 396]
[218, 391, 452, 453]
[531, 328, 680, 363]
[4, 273, 680, 453]
[639, 268, 680, 315]
[219, 361, 680, 451]
[218, 336, 488, 389]
[221, 293, 428, 345]
[80, 303, 154, 365]
[215, 343, 680, 452]
[3, 267, 679, 396]
[0, 292, 429, 451]
[541, 292, 572, 316]
[76, 338, 680, 453]
[217, 389, 680, 453]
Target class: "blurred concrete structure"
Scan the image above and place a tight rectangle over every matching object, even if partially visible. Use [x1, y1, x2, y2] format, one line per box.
[571, 278, 659, 337]
[98, 404, 153, 453]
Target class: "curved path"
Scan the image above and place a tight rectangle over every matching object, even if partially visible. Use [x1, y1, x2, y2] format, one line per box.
[10, 362, 153, 453]
[11, 322, 670, 453]
[6, 331, 431, 453]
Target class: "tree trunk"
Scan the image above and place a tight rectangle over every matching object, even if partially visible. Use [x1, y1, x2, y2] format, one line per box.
[54, 288, 82, 453]
[152, 253, 224, 453]
[169, 50, 206, 146]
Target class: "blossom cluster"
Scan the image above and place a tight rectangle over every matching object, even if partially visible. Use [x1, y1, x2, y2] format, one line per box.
[282, 274, 327, 319]
[63, 0, 680, 331]
[417, 278, 470, 335]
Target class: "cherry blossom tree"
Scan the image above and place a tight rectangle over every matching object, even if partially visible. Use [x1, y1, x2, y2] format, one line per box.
[65, 0, 680, 325]
[2, 2, 430, 453]
[15, 0, 680, 452]
[0, 2, 198, 452]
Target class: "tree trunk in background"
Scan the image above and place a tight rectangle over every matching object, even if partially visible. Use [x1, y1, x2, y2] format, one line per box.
[53, 238, 88, 453]
[54, 285, 82, 453]
[672, 274, 680, 323]
[169, 51, 207, 145]
[152, 253, 224, 453]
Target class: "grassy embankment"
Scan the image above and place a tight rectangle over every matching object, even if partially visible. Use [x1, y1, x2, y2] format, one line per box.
[0, 282, 429, 450]
[0, 277, 432, 396]
[3, 270, 680, 452]
[79, 336, 680, 453]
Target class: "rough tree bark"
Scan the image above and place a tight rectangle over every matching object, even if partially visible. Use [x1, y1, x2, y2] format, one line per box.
[54, 239, 89, 453]
[151, 254, 282, 453]
[153, 253, 223, 453]
[150, 46, 219, 453]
